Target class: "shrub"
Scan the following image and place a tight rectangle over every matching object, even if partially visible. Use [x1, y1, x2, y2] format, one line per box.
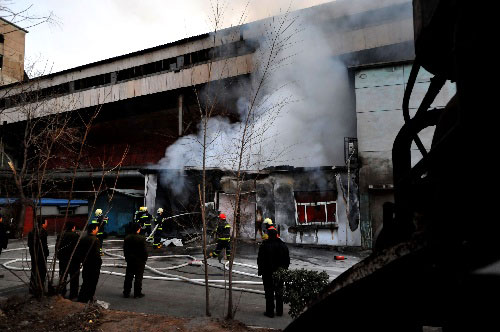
[273, 268, 329, 318]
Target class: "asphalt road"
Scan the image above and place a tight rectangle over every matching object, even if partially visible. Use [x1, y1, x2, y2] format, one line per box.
[0, 236, 368, 330]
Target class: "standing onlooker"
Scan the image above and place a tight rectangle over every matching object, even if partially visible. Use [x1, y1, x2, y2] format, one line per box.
[77, 223, 102, 303]
[0, 214, 8, 278]
[57, 221, 81, 299]
[123, 222, 148, 298]
[257, 228, 290, 318]
[28, 219, 49, 296]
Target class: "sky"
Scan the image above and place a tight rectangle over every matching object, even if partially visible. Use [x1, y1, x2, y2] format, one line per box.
[5, 0, 334, 74]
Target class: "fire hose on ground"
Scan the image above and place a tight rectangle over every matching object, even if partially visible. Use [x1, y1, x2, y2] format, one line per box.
[1, 246, 265, 295]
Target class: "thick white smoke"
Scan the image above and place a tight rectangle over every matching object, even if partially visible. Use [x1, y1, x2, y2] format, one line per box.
[160, 2, 355, 170]
[158, 1, 358, 198]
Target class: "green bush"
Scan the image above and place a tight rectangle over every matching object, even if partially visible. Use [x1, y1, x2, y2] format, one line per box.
[273, 268, 329, 318]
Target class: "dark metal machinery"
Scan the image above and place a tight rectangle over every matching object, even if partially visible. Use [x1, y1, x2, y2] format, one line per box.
[285, 1, 497, 331]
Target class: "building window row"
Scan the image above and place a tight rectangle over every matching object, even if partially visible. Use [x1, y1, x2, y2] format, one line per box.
[0, 39, 256, 110]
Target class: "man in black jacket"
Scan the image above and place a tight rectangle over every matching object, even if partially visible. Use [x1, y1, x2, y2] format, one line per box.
[57, 222, 81, 299]
[77, 223, 102, 303]
[257, 227, 290, 318]
[28, 219, 49, 296]
[123, 222, 148, 298]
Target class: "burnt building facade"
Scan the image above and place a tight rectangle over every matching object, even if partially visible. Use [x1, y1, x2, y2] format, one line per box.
[0, 0, 457, 247]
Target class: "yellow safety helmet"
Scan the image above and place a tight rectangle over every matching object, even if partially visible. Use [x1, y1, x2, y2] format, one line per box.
[139, 206, 147, 212]
[95, 209, 103, 216]
[157, 208, 164, 214]
[263, 218, 273, 225]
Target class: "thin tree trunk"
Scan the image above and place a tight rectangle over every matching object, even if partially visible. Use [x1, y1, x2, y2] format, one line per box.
[198, 184, 211, 316]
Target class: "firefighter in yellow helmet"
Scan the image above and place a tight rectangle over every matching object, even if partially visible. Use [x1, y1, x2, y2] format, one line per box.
[90, 208, 108, 255]
[262, 218, 280, 240]
[153, 208, 166, 249]
[134, 206, 152, 236]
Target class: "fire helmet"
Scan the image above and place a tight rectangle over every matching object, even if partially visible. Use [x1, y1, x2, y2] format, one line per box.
[157, 208, 164, 214]
[263, 218, 273, 225]
[95, 209, 103, 216]
[219, 213, 226, 220]
[139, 206, 147, 212]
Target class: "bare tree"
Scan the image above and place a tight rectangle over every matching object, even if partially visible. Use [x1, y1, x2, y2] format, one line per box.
[186, 0, 256, 317]
[0, 1, 58, 34]
[224, 8, 298, 319]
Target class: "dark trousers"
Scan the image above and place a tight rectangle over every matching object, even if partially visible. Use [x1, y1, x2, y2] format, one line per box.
[140, 225, 152, 237]
[153, 230, 163, 246]
[29, 257, 47, 296]
[59, 259, 80, 298]
[124, 261, 145, 296]
[213, 239, 231, 258]
[78, 262, 101, 303]
[262, 273, 284, 315]
[97, 234, 105, 252]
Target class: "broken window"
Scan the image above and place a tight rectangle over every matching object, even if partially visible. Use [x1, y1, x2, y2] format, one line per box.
[294, 191, 337, 224]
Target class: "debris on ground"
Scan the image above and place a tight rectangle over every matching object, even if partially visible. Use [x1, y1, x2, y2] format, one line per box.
[0, 296, 277, 332]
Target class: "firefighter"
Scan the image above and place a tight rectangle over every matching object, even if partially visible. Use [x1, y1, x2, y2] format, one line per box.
[153, 208, 166, 249]
[262, 218, 280, 240]
[209, 213, 231, 261]
[257, 227, 290, 318]
[123, 222, 148, 298]
[28, 219, 49, 296]
[90, 208, 108, 255]
[134, 206, 152, 236]
[56, 221, 81, 299]
[77, 223, 102, 303]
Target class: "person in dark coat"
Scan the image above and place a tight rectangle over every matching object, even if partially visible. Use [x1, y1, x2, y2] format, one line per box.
[56, 221, 81, 299]
[0, 214, 9, 278]
[77, 223, 102, 303]
[209, 213, 231, 261]
[257, 227, 290, 318]
[123, 222, 148, 298]
[28, 219, 49, 296]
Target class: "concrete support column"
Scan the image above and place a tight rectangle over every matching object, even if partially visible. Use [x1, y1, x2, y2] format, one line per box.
[178, 94, 183, 136]
[145, 174, 158, 214]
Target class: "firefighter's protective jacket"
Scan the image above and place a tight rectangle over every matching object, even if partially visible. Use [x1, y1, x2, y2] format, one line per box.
[216, 222, 231, 240]
[154, 213, 167, 231]
[134, 210, 152, 227]
[90, 215, 108, 235]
